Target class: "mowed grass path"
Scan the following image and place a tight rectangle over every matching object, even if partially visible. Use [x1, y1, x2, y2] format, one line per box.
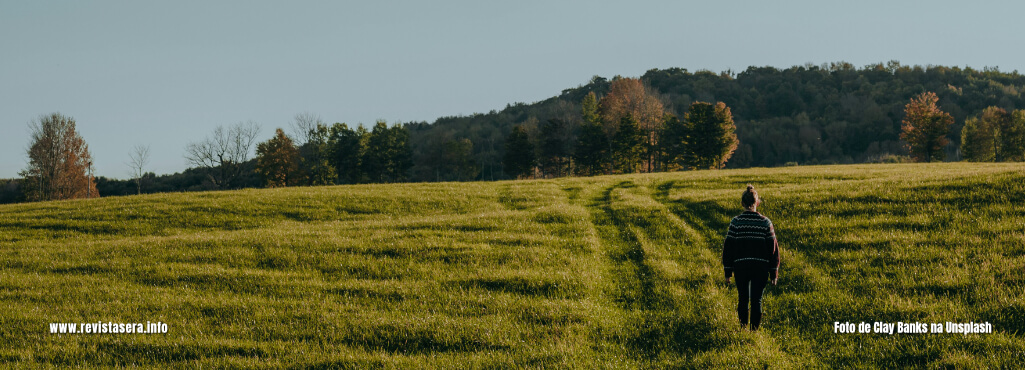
[2, 163, 1025, 367]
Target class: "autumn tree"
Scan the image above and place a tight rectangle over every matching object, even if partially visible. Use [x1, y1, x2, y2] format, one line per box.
[127, 144, 151, 195]
[184, 121, 261, 189]
[255, 128, 301, 187]
[503, 125, 535, 179]
[20, 112, 98, 201]
[599, 77, 665, 172]
[684, 102, 738, 169]
[900, 92, 953, 162]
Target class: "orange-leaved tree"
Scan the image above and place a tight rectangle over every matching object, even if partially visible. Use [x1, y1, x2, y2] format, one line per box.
[255, 128, 301, 188]
[599, 77, 665, 172]
[20, 113, 98, 201]
[900, 92, 953, 162]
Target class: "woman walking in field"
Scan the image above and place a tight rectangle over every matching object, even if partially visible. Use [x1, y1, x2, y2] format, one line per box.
[722, 184, 780, 331]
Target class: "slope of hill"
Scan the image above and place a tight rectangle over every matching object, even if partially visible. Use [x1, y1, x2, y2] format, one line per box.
[2, 163, 1024, 367]
[409, 63, 1025, 180]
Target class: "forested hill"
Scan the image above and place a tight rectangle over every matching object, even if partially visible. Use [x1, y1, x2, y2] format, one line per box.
[408, 62, 1025, 179]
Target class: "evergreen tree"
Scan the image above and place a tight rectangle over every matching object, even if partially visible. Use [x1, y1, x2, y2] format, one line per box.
[300, 123, 337, 186]
[612, 114, 644, 173]
[574, 92, 610, 175]
[581, 92, 600, 127]
[361, 122, 389, 182]
[387, 124, 414, 182]
[503, 125, 535, 179]
[328, 123, 364, 184]
[361, 121, 412, 183]
[711, 102, 739, 169]
[685, 102, 738, 169]
[658, 114, 688, 170]
[574, 121, 610, 176]
[539, 118, 569, 177]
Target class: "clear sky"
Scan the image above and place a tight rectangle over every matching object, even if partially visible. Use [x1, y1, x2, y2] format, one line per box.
[3, 0, 1024, 179]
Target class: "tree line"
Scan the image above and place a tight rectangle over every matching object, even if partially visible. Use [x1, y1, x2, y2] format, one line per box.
[172, 114, 413, 189]
[409, 61, 1025, 175]
[502, 77, 739, 179]
[253, 117, 412, 188]
[6, 61, 1025, 202]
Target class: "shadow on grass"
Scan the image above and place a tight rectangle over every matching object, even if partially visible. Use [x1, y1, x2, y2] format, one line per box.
[633, 310, 725, 356]
[345, 324, 511, 354]
[450, 277, 584, 299]
[588, 180, 731, 358]
[325, 286, 406, 302]
[394, 223, 499, 233]
[134, 271, 290, 297]
[981, 303, 1025, 336]
[33, 341, 268, 366]
[594, 181, 661, 310]
[294, 359, 387, 370]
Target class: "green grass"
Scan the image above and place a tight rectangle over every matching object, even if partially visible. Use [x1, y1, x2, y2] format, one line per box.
[2, 163, 1025, 368]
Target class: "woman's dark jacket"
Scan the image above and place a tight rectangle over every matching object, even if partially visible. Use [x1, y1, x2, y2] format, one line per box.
[722, 211, 780, 280]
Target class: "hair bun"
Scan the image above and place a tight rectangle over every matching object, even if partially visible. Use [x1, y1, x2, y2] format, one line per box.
[746, 184, 754, 191]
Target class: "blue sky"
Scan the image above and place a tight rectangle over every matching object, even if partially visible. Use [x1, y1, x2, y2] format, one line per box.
[3, 1, 1024, 178]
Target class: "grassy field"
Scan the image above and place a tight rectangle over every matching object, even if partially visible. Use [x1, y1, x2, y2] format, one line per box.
[2, 163, 1025, 368]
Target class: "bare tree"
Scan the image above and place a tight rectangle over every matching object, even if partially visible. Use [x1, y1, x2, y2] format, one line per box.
[127, 144, 151, 195]
[290, 112, 323, 146]
[184, 121, 261, 189]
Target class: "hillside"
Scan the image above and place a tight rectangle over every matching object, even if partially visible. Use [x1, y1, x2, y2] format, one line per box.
[410, 63, 1025, 180]
[2, 163, 1024, 367]
[18, 62, 1023, 202]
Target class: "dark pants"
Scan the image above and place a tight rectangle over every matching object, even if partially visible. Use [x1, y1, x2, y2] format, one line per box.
[735, 269, 769, 330]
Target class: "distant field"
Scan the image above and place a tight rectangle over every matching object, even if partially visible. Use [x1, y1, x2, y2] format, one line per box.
[2, 163, 1025, 368]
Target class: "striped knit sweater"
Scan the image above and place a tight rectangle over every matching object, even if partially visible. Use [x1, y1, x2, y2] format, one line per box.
[722, 211, 780, 280]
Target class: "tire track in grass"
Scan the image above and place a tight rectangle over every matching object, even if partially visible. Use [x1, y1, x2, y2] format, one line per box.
[621, 180, 789, 367]
[584, 180, 747, 365]
[581, 180, 659, 364]
[651, 180, 847, 367]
